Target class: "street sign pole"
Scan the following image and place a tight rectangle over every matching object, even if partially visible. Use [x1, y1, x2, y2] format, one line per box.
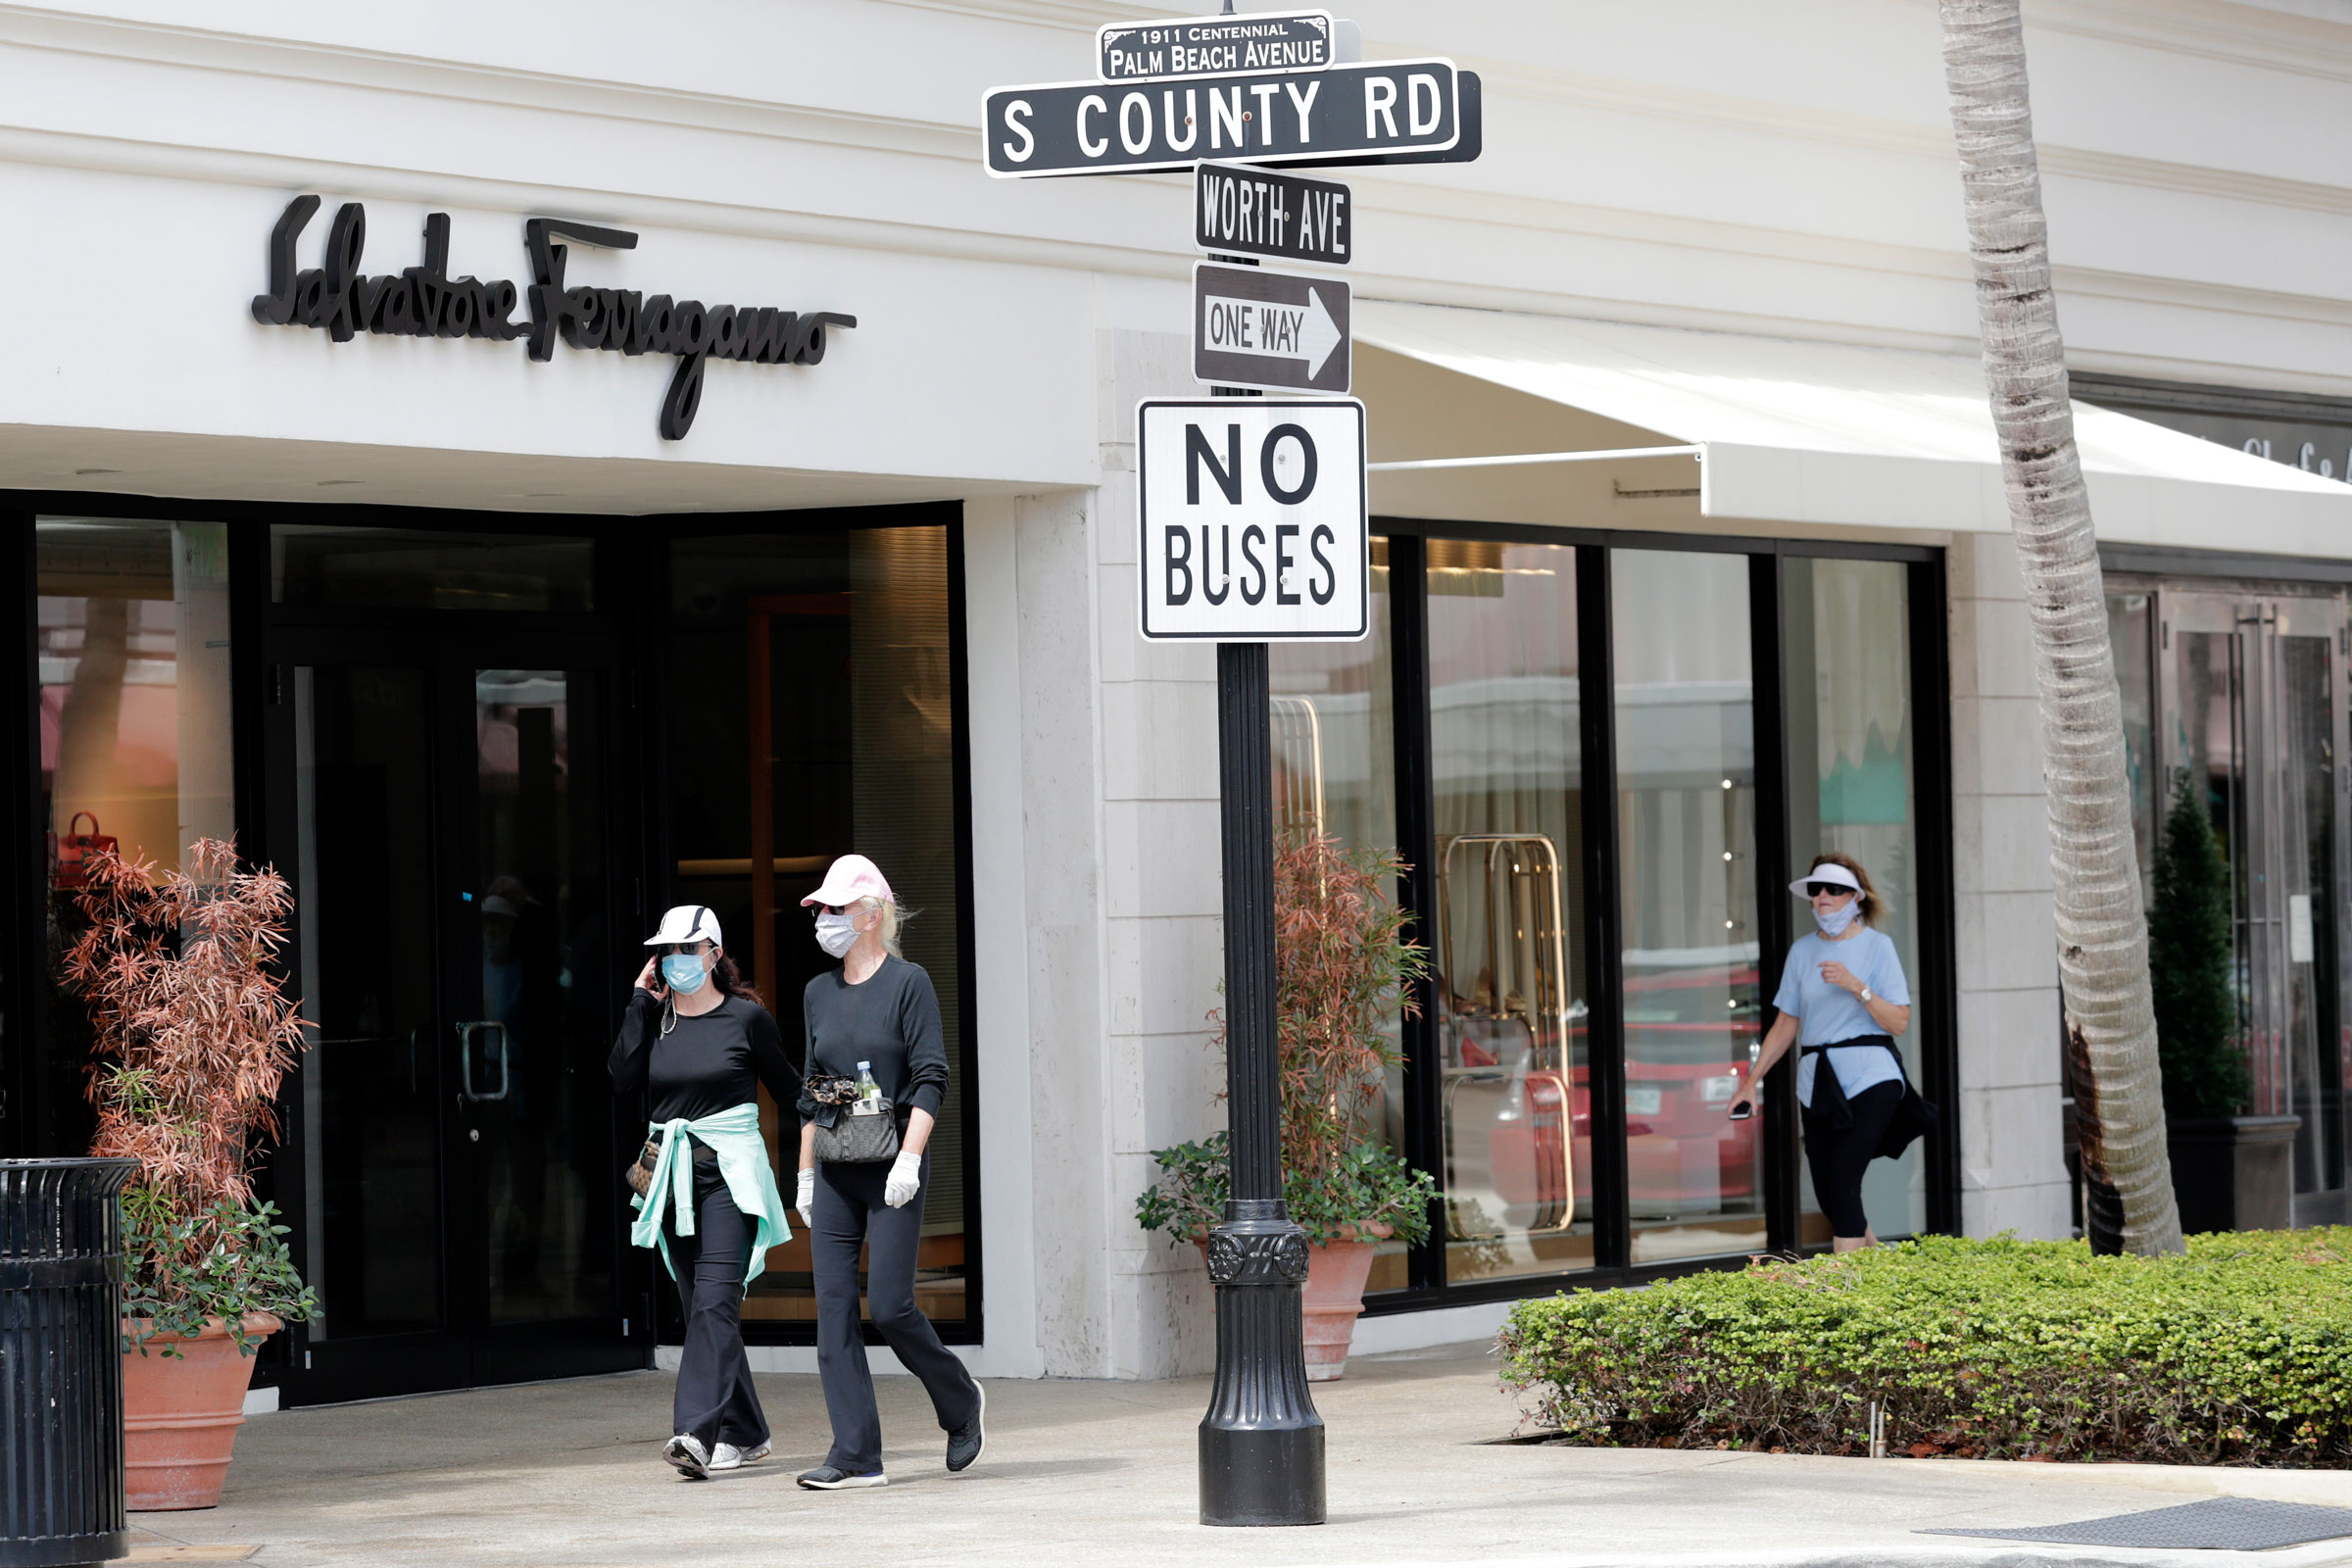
[989, 10, 1448, 1528]
[1199, 268, 1323, 1524]
[1200, 633, 1325, 1527]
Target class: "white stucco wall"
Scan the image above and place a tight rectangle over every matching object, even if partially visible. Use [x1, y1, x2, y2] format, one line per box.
[11, 0, 2351, 1376]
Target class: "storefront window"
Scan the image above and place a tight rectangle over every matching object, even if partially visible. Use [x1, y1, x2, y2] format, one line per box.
[1269, 542, 1402, 1288]
[34, 518, 233, 1154]
[667, 523, 968, 1329]
[1613, 550, 1764, 1263]
[1785, 558, 1924, 1242]
[1425, 541, 1591, 1281]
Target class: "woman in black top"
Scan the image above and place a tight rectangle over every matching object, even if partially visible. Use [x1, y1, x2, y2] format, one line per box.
[789, 855, 984, 1491]
[608, 905, 800, 1480]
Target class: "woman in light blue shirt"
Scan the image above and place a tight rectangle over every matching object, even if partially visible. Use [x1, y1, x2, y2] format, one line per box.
[1727, 854, 1913, 1250]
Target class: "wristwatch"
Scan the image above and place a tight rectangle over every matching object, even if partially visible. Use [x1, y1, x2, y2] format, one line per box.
[1858, 985, 1875, 1004]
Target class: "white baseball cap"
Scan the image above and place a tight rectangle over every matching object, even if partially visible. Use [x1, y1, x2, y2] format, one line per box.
[645, 905, 723, 948]
[1788, 862, 1862, 898]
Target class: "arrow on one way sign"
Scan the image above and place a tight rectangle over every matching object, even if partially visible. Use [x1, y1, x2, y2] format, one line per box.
[1193, 263, 1351, 395]
[1201, 284, 1345, 377]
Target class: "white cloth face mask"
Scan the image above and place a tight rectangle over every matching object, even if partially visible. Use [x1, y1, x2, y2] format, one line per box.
[814, 910, 859, 958]
[1815, 901, 1860, 937]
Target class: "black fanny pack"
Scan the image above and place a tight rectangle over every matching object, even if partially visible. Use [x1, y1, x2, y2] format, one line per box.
[1801, 1035, 1938, 1160]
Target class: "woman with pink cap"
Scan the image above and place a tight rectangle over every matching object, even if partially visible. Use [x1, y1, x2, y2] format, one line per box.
[789, 854, 985, 1490]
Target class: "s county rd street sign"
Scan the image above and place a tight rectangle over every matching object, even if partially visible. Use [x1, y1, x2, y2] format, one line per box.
[1098, 10, 1338, 82]
[985, 58, 1461, 176]
[1195, 262, 1350, 395]
[1197, 163, 1350, 266]
[1137, 399, 1367, 642]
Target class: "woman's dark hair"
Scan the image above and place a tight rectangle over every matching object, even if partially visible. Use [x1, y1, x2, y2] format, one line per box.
[710, 948, 766, 1005]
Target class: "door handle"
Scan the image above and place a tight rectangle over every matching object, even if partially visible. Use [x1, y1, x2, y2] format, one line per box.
[459, 1021, 512, 1102]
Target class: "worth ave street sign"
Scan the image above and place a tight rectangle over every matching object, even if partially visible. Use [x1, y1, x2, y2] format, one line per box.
[1196, 163, 1350, 267]
[984, 57, 1462, 176]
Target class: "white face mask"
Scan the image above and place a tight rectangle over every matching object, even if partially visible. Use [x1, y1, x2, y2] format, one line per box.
[814, 910, 859, 958]
[1815, 900, 1860, 937]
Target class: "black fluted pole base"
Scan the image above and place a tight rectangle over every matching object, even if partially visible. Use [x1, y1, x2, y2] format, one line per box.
[1199, 1200, 1325, 1526]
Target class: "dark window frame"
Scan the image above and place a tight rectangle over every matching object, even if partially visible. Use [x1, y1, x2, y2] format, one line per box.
[1362, 515, 1957, 1317]
[1, 495, 983, 1357]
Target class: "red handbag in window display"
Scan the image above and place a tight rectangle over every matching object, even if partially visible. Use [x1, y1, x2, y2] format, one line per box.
[50, 811, 119, 890]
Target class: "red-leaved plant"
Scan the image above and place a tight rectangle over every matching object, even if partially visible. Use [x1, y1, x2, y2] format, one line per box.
[1137, 829, 1437, 1247]
[64, 838, 317, 1354]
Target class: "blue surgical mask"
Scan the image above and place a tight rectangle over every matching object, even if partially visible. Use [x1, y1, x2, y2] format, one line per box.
[662, 953, 709, 994]
[1815, 902, 1860, 937]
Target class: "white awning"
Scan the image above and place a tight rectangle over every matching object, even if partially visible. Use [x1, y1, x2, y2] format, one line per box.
[1355, 301, 2352, 552]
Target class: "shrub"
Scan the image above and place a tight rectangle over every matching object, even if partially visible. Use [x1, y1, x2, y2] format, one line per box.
[1497, 1232, 2352, 1466]
[64, 839, 318, 1355]
[2149, 768, 2250, 1118]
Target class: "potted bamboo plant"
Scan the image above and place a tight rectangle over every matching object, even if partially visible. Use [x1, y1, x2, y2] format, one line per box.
[64, 839, 317, 1510]
[2149, 771, 2296, 1232]
[1136, 830, 1436, 1380]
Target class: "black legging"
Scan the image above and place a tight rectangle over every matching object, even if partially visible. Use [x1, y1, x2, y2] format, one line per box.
[1801, 1079, 1903, 1239]
[662, 1182, 767, 1452]
[810, 1152, 980, 1475]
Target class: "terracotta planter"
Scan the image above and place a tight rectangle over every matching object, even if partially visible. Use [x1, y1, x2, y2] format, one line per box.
[1299, 1239, 1377, 1382]
[121, 1313, 279, 1510]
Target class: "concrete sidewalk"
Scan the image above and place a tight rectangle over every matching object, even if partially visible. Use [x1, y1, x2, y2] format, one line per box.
[127, 1343, 2352, 1568]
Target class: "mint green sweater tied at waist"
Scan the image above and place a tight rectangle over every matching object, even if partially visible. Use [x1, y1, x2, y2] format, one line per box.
[628, 1102, 793, 1287]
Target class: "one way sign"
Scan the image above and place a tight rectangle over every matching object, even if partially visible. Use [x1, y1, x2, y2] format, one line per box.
[1137, 399, 1367, 641]
[1194, 263, 1351, 394]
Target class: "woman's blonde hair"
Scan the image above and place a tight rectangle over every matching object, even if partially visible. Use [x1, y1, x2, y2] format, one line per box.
[858, 895, 908, 958]
[1806, 851, 1883, 926]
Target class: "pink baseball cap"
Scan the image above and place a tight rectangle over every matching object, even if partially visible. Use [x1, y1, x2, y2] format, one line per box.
[802, 854, 893, 908]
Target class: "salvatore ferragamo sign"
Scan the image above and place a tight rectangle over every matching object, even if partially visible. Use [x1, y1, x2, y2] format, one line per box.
[251, 196, 856, 440]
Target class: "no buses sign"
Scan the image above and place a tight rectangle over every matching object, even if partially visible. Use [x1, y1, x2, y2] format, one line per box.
[1137, 399, 1367, 641]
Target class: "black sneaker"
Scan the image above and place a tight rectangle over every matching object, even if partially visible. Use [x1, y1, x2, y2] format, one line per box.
[797, 1465, 888, 1490]
[662, 1434, 711, 1480]
[946, 1383, 986, 1473]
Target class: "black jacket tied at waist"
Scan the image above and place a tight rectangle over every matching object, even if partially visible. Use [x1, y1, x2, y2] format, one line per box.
[1799, 1034, 1938, 1159]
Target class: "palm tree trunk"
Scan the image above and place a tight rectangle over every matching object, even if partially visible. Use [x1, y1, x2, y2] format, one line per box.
[1937, 0, 2182, 1255]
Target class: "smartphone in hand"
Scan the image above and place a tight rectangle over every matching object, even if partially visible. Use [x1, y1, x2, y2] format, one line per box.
[1729, 1102, 1753, 1120]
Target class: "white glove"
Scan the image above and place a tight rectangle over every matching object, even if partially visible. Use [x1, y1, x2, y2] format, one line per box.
[884, 1150, 922, 1209]
[795, 1167, 815, 1228]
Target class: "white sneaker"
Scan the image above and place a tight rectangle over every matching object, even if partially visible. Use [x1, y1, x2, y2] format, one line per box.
[662, 1434, 711, 1479]
[710, 1440, 771, 1471]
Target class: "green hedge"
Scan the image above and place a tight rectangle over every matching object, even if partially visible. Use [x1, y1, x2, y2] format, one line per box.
[1497, 1232, 2352, 1465]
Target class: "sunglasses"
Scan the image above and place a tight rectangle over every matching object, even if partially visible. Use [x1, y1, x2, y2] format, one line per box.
[1805, 882, 1854, 899]
[654, 942, 709, 956]
[812, 904, 849, 917]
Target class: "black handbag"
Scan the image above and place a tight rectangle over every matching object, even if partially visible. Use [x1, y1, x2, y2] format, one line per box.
[807, 1075, 901, 1164]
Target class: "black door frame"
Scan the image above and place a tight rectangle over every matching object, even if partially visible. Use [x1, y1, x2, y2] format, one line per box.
[261, 616, 641, 1405]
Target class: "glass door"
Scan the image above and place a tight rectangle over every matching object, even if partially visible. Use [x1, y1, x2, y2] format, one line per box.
[2158, 592, 2350, 1216]
[271, 639, 635, 1402]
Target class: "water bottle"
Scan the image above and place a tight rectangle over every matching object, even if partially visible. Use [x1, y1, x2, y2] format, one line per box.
[856, 1060, 881, 1111]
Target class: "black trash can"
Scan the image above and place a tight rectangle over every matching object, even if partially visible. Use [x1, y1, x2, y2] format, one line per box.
[1, 1157, 139, 1568]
